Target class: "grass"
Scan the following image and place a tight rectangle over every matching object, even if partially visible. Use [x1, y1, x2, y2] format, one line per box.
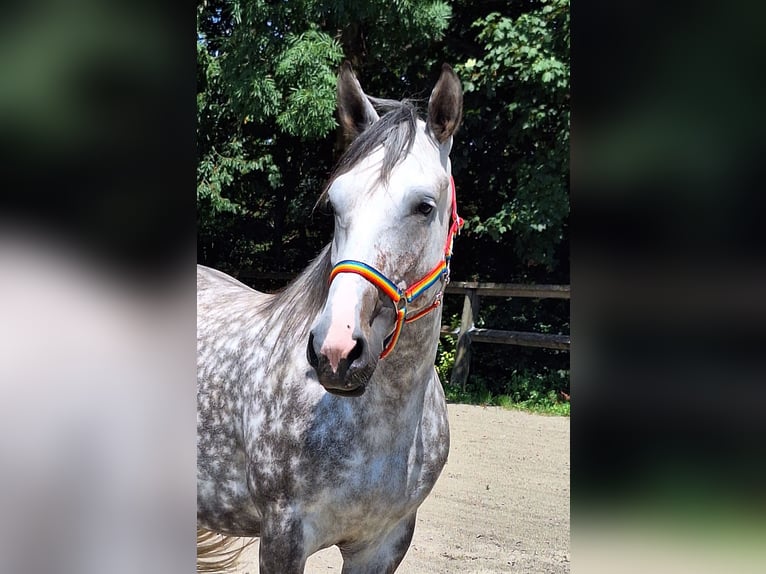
[435, 333, 570, 416]
[441, 382, 570, 416]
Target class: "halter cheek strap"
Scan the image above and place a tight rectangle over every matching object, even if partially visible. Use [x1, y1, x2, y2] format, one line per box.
[328, 177, 464, 359]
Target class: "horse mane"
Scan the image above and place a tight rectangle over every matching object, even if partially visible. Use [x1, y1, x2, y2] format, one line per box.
[318, 98, 420, 205]
[257, 243, 333, 342]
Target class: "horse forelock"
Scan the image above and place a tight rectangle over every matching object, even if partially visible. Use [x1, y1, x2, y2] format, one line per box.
[317, 100, 419, 207]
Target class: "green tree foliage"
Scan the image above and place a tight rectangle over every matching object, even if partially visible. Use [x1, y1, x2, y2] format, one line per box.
[197, 0, 453, 273]
[456, 1, 569, 272]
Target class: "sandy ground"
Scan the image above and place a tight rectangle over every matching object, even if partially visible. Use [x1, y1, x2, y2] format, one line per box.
[234, 404, 570, 573]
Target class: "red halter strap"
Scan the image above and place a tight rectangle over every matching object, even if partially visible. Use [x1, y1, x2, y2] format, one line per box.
[328, 177, 463, 359]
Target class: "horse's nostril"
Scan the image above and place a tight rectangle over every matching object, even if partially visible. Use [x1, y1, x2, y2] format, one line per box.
[347, 338, 364, 365]
[307, 333, 319, 368]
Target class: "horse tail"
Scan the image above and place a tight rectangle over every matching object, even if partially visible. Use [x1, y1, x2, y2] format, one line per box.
[197, 528, 255, 573]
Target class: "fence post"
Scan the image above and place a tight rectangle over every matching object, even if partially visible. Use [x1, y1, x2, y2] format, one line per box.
[450, 288, 480, 391]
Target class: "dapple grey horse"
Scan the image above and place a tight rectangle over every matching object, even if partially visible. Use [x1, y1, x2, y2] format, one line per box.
[197, 62, 463, 573]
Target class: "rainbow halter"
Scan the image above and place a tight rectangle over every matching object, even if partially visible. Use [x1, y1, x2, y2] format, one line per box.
[328, 177, 464, 359]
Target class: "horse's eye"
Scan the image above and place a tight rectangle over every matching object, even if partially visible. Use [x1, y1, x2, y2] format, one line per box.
[417, 202, 434, 216]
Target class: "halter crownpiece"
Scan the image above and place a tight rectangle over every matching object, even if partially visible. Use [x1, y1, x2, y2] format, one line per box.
[328, 176, 464, 359]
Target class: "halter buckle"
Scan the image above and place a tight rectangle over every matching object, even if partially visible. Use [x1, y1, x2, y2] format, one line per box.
[395, 296, 408, 314]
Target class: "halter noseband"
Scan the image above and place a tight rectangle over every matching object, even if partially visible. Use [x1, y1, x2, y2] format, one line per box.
[328, 177, 464, 359]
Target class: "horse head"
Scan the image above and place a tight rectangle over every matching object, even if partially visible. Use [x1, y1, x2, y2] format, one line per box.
[307, 62, 463, 396]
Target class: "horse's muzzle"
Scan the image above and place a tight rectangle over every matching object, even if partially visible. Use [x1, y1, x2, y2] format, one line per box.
[307, 331, 374, 396]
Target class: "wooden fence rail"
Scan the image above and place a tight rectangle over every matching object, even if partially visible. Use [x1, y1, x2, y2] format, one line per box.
[442, 282, 570, 390]
[234, 271, 570, 390]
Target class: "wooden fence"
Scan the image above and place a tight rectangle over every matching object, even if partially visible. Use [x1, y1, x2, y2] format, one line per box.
[443, 282, 570, 390]
[235, 271, 570, 389]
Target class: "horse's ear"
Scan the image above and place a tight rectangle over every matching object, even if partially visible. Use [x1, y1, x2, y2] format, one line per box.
[427, 64, 463, 144]
[337, 61, 379, 141]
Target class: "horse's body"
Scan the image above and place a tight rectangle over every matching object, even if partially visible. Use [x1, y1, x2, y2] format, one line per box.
[198, 63, 463, 573]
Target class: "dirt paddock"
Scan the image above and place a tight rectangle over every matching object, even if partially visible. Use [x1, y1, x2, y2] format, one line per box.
[234, 403, 570, 573]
